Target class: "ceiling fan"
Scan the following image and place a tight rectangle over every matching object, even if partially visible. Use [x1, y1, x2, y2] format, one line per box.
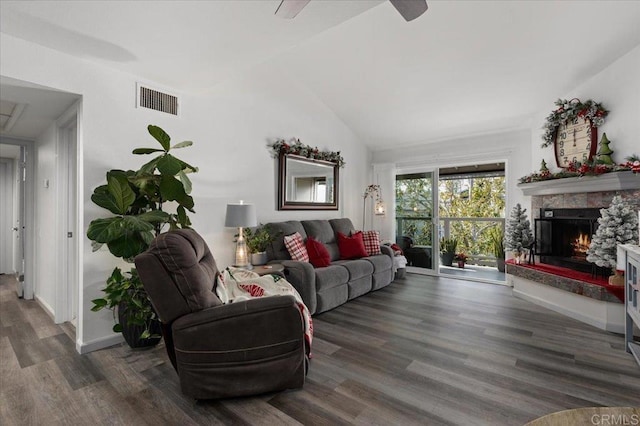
[275, 0, 428, 22]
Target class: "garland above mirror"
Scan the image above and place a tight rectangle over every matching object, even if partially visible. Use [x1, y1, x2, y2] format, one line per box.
[269, 138, 345, 168]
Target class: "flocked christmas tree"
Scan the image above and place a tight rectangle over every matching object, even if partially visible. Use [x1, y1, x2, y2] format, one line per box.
[504, 203, 534, 260]
[586, 195, 639, 269]
[595, 133, 614, 165]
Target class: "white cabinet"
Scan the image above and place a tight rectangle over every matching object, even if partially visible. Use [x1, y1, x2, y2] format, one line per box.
[621, 244, 640, 367]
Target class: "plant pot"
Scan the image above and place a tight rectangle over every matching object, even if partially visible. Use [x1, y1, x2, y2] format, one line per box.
[496, 258, 505, 273]
[440, 252, 455, 267]
[608, 270, 625, 286]
[251, 252, 268, 266]
[118, 302, 162, 349]
[457, 261, 465, 268]
[513, 251, 526, 264]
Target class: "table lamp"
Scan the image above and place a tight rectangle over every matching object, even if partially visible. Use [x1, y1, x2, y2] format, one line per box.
[225, 201, 257, 267]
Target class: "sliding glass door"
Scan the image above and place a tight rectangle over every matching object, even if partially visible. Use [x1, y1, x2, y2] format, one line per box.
[395, 172, 437, 272]
[395, 163, 506, 283]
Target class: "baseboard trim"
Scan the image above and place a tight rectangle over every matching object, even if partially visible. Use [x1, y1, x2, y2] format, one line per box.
[77, 333, 123, 354]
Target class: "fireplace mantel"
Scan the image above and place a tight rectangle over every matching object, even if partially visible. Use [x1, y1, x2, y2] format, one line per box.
[518, 171, 639, 196]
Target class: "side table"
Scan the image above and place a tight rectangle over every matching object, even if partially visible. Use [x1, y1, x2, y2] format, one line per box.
[250, 264, 285, 277]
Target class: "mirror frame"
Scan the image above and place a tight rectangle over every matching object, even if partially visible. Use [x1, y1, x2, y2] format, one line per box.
[278, 153, 339, 210]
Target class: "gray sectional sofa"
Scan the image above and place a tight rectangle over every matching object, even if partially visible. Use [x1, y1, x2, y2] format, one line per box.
[265, 218, 394, 315]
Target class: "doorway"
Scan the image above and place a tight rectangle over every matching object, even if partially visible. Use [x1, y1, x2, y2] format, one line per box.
[56, 112, 79, 324]
[395, 163, 506, 284]
[0, 157, 15, 274]
[1, 76, 81, 328]
[0, 141, 31, 298]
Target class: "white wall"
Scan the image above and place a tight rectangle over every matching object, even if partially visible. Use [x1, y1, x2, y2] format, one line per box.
[372, 129, 532, 231]
[1, 34, 371, 352]
[529, 45, 640, 174]
[183, 62, 371, 267]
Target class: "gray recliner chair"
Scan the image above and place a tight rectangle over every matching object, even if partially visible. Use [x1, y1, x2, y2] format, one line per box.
[134, 229, 306, 399]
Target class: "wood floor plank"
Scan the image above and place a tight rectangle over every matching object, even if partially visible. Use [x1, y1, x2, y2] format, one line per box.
[2, 273, 639, 425]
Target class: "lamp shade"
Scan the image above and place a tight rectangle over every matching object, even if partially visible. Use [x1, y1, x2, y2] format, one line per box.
[225, 202, 257, 228]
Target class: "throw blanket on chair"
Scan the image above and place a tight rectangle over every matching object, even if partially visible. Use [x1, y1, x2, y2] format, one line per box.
[216, 267, 313, 355]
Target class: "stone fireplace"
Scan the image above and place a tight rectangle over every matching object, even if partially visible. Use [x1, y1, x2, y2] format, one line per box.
[509, 171, 640, 333]
[529, 178, 640, 272]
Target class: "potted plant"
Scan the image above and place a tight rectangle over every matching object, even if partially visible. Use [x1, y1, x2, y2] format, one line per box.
[88, 125, 197, 348]
[244, 224, 276, 266]
[440, 237, 458, 266]
[488, 227, 506, 272]
[454, 252, 468, 268]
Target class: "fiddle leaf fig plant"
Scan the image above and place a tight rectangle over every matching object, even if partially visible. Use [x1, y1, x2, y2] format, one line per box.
[87, 125, 197, 344]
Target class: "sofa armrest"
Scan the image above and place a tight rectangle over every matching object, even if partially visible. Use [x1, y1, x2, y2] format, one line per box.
[172, 296, 304, 353]
[273, 260, 318, 315]
[380, 244, 394, 259]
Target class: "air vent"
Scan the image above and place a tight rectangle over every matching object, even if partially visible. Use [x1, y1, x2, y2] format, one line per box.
[137, 84, 179, 116]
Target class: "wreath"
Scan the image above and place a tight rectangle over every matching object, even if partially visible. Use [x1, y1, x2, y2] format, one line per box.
[268, 138, 345, 167]
[541, 98, 608, 148]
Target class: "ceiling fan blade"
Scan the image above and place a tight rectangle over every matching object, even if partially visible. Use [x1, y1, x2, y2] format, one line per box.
[388, 0, 428, 22]
[275, 0, 311, 19]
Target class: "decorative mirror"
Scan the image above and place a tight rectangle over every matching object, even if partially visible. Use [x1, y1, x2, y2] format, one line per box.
[278, 153, 339, 210]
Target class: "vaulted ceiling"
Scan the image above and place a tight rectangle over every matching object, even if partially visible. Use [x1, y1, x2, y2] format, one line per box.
[1, 1, 639, 149]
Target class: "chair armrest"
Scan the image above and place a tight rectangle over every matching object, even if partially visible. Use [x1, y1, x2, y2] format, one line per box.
[380, 245, 394, 259]
[275, 260, 317, 315]
[172, 296, 304, 353]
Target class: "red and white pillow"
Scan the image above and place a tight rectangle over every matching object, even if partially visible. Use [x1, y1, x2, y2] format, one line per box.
[362, 230, 382, 256]
[284, 232, 309, 262]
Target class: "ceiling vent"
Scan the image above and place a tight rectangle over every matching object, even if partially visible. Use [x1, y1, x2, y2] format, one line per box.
[137, 83, 179, 116]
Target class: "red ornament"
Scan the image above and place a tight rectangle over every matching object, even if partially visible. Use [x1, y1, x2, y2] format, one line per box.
[594, 164, 608, 174]
[567, 161, 579, 172]
[578, 163, 591, 174]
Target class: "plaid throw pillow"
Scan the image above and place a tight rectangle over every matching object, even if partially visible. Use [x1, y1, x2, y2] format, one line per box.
[284, 232, 309, 262]
[362, 230, 382, 256]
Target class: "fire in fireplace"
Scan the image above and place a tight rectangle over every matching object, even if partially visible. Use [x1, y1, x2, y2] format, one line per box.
[535, 208, 601, 273]
[571, 233, 591, 260]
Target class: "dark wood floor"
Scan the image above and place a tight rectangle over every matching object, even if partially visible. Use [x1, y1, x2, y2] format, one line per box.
[1, 273, 639, 425]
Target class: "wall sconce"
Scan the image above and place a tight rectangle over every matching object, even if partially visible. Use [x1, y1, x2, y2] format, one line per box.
[363, 184, 386, 229]
[224, 200, 257, 267]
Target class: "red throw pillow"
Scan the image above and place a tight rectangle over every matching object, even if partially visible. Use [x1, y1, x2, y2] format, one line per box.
[337, 231, 368, 260]
[306, 237, 331, 268]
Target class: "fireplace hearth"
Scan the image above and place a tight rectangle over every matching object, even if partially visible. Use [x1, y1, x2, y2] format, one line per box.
[535, 207, 601, 273]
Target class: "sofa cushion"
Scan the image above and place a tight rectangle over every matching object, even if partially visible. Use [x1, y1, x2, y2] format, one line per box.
[362, 230, 382, 256]
[363, 253, 393, 273]
[266, 221, 306, 261]
[302, 220, 340, 261]
[337, 231, 368, 260]
[314, 265, 349, 291]
[284, 232, 309, 262]
[333, 259, 374, 280]
[329, 218, 355, 236]
[306, 237, 331, 268]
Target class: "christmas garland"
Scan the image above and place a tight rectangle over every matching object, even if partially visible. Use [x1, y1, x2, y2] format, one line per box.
[269, 138, 345, 167]
[518, 156, 640, 184]
[541, 98, 608, 148]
